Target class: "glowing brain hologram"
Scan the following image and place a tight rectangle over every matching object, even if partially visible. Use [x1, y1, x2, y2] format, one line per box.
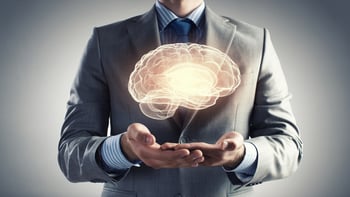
[128, 43, 241, 120]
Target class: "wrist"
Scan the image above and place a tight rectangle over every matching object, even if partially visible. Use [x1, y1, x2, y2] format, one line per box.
[223, 142, 258, 174]
[223, 145, 245, 170]
[100, 134, 141, 171]
[120, 134, 139, 162]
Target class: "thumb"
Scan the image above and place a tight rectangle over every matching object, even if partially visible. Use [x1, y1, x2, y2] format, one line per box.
[141, 133, 155, 145]
[127, 123, 155, 145]
[217, 132, 243, 151]
[220, 140, 236, 151]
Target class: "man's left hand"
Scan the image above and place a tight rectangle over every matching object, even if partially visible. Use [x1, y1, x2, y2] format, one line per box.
[162, 132, 245, 168]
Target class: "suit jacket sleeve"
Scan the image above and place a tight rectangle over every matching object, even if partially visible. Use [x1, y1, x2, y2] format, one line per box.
[58, 28, 125, 183]
[243, 29, 303, 185]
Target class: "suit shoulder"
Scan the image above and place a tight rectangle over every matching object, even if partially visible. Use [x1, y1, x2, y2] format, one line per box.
[95, 14, 142, 33]
[90, 13, 146, 43]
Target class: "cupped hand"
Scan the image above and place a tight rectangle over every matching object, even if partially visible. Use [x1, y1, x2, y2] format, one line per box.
[173, 132, 245, 168]
[121, 123, 204, 169]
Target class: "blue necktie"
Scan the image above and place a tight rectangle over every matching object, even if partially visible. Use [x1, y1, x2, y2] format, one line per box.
[168, 18, 194, 43]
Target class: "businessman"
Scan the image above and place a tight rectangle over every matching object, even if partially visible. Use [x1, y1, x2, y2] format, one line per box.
[58, 0, 303, 196]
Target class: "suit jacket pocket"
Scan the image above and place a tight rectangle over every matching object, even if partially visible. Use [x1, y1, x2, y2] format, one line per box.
[227, 186, 254, 197]
[102, 187, 137, 197]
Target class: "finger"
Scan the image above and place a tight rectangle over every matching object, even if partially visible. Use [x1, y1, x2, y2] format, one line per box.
[173, 143, 192, 150]
[191, 156, 205, 167]
[127, 123, 155, 145]
[217, 132, 244, 150]
[147, 148, 190, 162]
[142, 149, 189, 169]
[194, 156, 205, 164]
[182, 149, 203, 165]
[136, 132, 155, 145]
[177, 153, 204, 168]
[175, 142, 211, 151]
[220, 140, 236, 151]
[145, 149, 202, 168]
[174, 149, 191, 158]
[160, 142, 178, 150]
[190, 149, 203, 159]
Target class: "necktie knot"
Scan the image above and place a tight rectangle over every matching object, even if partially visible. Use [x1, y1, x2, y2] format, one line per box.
[168, 18, 194, 43]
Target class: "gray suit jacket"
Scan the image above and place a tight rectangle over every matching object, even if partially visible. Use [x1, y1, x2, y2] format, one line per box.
[58, 6, 303, 197]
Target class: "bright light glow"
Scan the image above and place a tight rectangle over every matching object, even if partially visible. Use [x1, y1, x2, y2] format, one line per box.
[128, 43, 240, 120]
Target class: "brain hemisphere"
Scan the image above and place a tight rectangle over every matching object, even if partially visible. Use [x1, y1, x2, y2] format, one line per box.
[128, 43, 241, 120]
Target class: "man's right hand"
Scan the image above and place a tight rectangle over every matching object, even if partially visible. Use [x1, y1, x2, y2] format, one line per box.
[120, 123, 204, 169]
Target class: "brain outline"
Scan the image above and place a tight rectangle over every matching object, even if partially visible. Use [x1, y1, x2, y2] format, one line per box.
[128, 43, 241, 120]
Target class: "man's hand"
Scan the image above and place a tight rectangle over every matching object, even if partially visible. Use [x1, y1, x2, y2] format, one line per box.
[121, 123, 204, 169]
[172, 132, 245, 169]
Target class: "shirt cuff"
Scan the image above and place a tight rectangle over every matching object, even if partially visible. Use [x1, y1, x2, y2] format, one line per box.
[223, 142, 258, 182]
[101, 133, 141, 171]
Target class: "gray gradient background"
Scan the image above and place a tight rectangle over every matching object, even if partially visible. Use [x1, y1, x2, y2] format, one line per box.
[0, 0, 349, 196]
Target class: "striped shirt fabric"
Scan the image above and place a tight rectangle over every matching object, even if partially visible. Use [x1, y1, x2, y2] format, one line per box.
[155, 0, 205, 44]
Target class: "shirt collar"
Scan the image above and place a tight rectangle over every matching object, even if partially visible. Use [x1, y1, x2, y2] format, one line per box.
[155, 0, 205, 31]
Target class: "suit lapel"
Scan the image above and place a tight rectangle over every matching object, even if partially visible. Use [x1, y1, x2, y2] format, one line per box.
[181, 7, 237, 130]
[127, 7, 161, 59]
[127, 6, 237, 67]
[127, 7, 182, 130]
[204, 7, 236, 54]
